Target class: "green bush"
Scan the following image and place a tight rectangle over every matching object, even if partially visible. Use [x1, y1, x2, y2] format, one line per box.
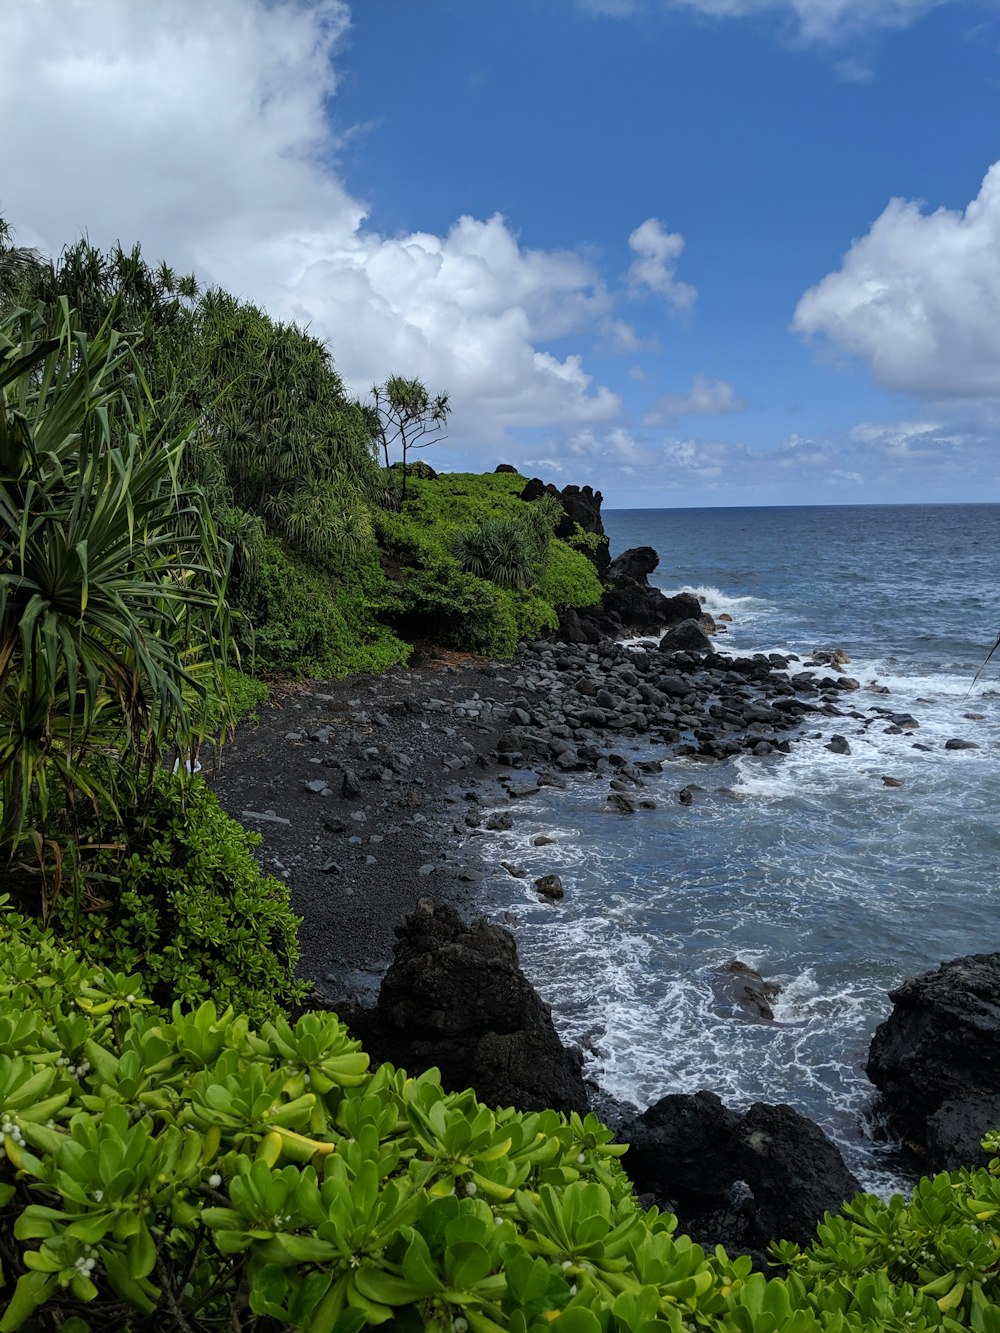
[56, 773, 308, 1026]
[236, 537, 409, 677]
[390, 557, 520, 657]
[452, 516, 541, 590]
[375, 473, 600, 657]
[538, 540, 604, 611]
[2, 916, 1000, 1332]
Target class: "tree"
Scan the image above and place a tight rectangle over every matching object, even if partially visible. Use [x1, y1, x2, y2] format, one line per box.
[0, 216, 44, 313]
[370, 375, 451, 499]
[0, 298, 233, 921]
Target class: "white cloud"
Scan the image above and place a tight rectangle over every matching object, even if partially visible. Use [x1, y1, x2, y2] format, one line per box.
[793, 163, 1000, 397]
[579, 0, 949, 44]
[0, 0, 620, 444]
[626, 219, 697, 312]
[644, 373, 746, 423]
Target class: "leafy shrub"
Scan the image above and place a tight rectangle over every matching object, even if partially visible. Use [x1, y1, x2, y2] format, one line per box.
[538, 540, 604, 611]
[236, 537, 409, 677]
[390, 558, 520, 657]
[2, 917, 1000, 1332]
[56, 773, 308, 1025]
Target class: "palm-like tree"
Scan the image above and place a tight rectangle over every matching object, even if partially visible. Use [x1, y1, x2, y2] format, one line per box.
[0, 217, 44, 313]
[0, 298, 233, 919]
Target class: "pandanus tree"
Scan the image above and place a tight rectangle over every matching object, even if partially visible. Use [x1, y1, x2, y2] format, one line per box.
[370, 375, 451, 500]
[192, 291, 381, 569]
[0, 298, 233, 920]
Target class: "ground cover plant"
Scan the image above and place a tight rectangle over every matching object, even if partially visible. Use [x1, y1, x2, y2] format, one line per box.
[2, 912, 1000, 1332]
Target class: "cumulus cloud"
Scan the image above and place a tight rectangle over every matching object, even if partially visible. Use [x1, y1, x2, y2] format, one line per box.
[626, 219, 697, 312]
[793, 163, 1000, 397]
[0, 0, 620, 443]
[578, 0, 949, 44]
[644, 374, 746, 423]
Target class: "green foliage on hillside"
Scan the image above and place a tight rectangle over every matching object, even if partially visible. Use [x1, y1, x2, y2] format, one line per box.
[1, 920, 1000, 1332]
[236, 538, 410, 678]
[377, 473, 602, 657]
[0, 298, 234, 919]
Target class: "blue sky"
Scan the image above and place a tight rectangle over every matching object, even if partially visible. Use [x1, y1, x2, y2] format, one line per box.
[2, 0, 1000, 505]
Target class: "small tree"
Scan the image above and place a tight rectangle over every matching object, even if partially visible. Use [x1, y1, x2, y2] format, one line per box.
[370, 375, 450, 499]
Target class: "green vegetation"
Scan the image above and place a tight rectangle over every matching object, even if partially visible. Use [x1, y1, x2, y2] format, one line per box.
[0, 299, 233, 922]
[53, 773, 307, 1026]
[377, 473, 603, 656]
[1, 918, 1000, 1332]
[7, 214, 998, 1332]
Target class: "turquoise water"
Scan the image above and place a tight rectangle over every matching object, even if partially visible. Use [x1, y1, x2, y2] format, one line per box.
[479, 504, 1000, 1191]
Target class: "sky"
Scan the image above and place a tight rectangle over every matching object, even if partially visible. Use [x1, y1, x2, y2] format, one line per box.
[2, 0, 1000, 507]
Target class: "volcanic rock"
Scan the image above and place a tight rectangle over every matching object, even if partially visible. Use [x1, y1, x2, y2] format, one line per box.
[867, 954, 1000, 1170]
[351, 903, 587, 1114]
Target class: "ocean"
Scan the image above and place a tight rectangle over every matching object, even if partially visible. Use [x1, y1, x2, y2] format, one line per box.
[479, 503, 1000, 1193]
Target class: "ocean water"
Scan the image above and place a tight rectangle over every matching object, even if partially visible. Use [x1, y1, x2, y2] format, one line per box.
[478, 504, 1000, 1193]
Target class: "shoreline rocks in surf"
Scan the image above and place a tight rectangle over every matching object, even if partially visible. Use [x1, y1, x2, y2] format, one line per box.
[343, 901, 590, 1116]
[867, 952, 1000, 1173]
[621, 1090, 861, 1265]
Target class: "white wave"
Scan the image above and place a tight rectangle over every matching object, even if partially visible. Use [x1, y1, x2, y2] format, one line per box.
[657, 582, 775, 621]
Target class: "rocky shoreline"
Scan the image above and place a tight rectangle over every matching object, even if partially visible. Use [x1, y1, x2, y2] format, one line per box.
[205, 481, 999, 1259]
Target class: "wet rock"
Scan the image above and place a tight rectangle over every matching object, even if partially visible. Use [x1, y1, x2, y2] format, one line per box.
[945, 738, 980, 750]
[535, 873, 565, 901]
[486, 811, 514, 831]
[824, 735, 851, 755]
[713, 960, 783, 1022]
[351, 904, 587, 1114]
[867, 953, 1000, 1171]
[881, 775, 905, 788]
[606, 792, 637, 814]
[623, 1093, 860, 1253]
[659, 619, 714, 655]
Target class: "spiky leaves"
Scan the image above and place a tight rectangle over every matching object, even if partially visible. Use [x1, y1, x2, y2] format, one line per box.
[0, 300, 233, 917]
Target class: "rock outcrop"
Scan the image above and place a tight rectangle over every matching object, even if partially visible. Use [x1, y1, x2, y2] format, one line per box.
[867, 953, 1000, 1171]
[712, 960, 783, 1022]
[623, 1091, 860, 1261]
[349, 903, 589, 1116]
[520, 477, 610, 574]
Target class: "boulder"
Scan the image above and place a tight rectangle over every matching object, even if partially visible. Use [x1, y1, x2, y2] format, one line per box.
[351, 903, 588, 1115]
[659, 619, 714, 655]
[712, 960, 783, 1022]
[660, 591, 704, 627]
[535, 874, 565, 901]
[867, 953, 1000, 1170]
[623, 1092, 860, 1254]
[607, 546, 660, 584]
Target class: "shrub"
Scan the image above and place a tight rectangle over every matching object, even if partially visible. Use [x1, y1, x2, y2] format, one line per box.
[236, 537, 409, 677]
[538, 539, 604, 611]
[55, 773, 308, 1026]
[451, 516, 541, 589]
[390, 558, 520, 657]
[3, 918, 1000, 1331]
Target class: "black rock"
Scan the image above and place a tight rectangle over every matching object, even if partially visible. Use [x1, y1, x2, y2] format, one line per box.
[623, 1093, 860, 1252]
[606, 546, 660, 584]
[348, 904, 587, 1115]
[867, 953, 1000, 1170]
[659, 620, 714, 655]
[824, 735, 851, 755]
[712, 960, 783, 1022]
[535, 874, 565, 901]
